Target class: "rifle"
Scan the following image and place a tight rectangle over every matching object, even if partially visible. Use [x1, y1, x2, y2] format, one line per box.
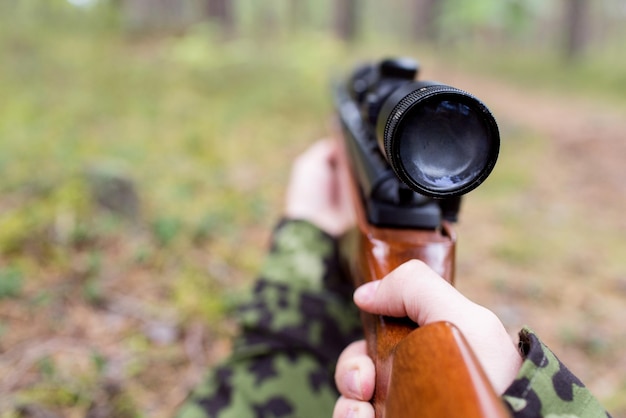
[334, 58, 511, 417]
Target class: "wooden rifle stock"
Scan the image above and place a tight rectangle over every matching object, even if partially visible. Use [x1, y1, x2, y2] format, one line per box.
[338, 136, 511, 418]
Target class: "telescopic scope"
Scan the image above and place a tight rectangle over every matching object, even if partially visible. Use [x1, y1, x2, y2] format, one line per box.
[367, 59, 500, 198]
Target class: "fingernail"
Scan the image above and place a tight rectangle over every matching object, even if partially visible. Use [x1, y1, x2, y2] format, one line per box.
[354, 280, 381, 304]
[346, 369, 362, 398]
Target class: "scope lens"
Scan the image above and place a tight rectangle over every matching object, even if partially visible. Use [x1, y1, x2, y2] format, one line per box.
[378, 84, 499, 197]
[397, 99, 492, 193]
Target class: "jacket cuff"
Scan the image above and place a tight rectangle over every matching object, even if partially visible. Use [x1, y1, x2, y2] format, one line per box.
[502, 327, 610, 417]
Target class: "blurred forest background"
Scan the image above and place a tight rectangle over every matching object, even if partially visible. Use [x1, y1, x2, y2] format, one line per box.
[0, 0, 625, 417]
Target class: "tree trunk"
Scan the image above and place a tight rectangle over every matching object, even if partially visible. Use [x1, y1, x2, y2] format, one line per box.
[289, 0, 309, 33]
[122, 0, 187, 32]
[564, 0, 590, 60]
[335, 0, 358, 41]
[206, 0, 235, 38]
[412, 0, 441, 42]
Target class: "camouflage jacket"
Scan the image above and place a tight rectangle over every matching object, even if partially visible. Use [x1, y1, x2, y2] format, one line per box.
[176, 220, 609, 418]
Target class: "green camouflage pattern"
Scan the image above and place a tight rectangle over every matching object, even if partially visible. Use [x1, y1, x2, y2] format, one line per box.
[503, 328, 611, 417]
[177, 219, 610, 418]
[176, 220, 362, 418]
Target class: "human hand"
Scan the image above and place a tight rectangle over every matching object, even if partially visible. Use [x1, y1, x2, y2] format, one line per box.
[333, 260, 523, 418]
[284, 139, 355, 237]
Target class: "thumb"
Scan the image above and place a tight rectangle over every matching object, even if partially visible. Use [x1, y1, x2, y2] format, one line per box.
[353, 259, 472, 326]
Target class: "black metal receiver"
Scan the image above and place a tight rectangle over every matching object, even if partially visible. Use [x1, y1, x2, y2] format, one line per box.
[334, 57, 500, 229]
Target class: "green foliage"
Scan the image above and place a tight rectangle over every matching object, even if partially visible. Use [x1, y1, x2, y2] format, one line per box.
[82, 277, 105, 306]
[0, 267, 24, 299]
[436, 0, 547, 41]
[0, 177, 91, 257]
[151, 217, 184, 247]
[172, 266, 228, 323]
[37, 356, 57, 379]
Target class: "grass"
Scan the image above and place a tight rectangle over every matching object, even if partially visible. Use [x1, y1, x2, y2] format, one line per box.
[1, 6, 625, 417]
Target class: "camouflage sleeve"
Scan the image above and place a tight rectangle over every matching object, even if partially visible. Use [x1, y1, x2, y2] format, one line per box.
[502, 328, 611, 418]
[176, 219, 362, 418]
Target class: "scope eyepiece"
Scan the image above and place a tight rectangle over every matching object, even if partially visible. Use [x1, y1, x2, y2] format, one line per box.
[376, 81, 500, 198]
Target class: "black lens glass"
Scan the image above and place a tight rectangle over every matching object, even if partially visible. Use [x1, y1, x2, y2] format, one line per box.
[397, 98, 492, 193]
